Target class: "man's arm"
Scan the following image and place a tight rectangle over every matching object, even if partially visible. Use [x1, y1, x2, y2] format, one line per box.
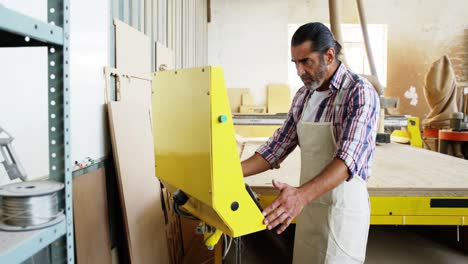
[241, 153, 272, 177]
[241, 87, 309, 177]
[262, 82, 379, 234]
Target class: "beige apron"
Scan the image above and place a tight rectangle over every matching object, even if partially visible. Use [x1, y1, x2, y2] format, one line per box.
[292, 90, 370, 264]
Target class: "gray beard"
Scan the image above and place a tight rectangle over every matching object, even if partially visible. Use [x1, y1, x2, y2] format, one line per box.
[303, 60, 327, 91]
[305, 80, 323, 91]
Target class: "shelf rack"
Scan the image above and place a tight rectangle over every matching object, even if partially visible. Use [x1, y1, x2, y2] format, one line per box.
[0, 1, 73, 263]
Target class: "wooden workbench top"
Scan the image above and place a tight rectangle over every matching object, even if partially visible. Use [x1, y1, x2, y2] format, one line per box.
[241, 142, 468, 196]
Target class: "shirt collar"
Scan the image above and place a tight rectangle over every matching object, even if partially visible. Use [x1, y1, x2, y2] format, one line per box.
[329, 62, 347, 91]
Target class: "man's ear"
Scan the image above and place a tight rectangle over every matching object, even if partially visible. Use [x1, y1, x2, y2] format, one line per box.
[325, 48, 336, 66]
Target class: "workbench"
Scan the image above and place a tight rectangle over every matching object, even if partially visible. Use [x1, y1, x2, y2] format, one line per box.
[241, 142, 468, 226]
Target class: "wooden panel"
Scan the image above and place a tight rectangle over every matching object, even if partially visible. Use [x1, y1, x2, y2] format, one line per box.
[180, 218, 214, 264]
[73, 167, 112, 264]
[162, 188, 184, 264]
[115, 19, 151, 75]
[241, 93, 253, 105]
[368, 143, 468, 196]
[242, 141, 468, 196]
[227, 88, 249, 114]
[108, 76, 169, 264]
[267, 84, 291, 114]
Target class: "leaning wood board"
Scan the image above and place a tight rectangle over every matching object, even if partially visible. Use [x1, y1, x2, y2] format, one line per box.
[108, 76, 169, 264]
[242, 142, 468, 196]
[73, 167, 112, 264]
[227, 88, 250, 114]
[267, 84, 291, 114]
[115, 19, 151, 75]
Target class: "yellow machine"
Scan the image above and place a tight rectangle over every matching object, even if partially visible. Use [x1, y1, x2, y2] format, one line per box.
[237, 123, 468, 228]
[152, 67, 266, 250]
[152, 67, 468, 264]
[386, 116, 423, 147]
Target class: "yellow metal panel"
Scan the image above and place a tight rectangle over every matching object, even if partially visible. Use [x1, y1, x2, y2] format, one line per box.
[181, 198, 231, 234]
[153, 67, 266, 238]
[407, 116, 423, 148]
[259, 195, 468, 226]
[371, 216, 467, 226]
[258, 194, 276, 209]
[257, 194, 296, 224]
[370, 196, 468, 216]
[210, 67, 266, 237]
[152, 67, 212, 206]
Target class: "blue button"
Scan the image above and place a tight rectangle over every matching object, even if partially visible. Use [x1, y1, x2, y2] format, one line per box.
[218, 115, 228, 123]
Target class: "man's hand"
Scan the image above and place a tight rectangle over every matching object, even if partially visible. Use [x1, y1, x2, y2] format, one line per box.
[262, 180, 307, 234]
[261, 159, 349, 235]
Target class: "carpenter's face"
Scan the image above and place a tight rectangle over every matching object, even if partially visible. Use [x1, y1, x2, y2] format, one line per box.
[291, 41, 328, 91]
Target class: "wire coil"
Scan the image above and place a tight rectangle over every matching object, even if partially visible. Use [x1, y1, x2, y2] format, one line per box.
[0, 181, 64, 230]
[2, 193, 61, 227]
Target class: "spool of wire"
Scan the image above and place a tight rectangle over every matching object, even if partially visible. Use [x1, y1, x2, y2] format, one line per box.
[0, 180, 65, 231]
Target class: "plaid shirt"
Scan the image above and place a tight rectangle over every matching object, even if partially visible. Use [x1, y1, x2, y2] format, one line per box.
[257, 63, 380, 181]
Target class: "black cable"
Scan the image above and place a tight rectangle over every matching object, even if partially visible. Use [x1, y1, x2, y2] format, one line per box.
[172, 199, 199, 220]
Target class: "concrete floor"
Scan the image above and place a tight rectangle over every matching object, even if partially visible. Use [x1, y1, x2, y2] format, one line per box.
[224, 226, 468, 264]
[367, 226, 468, 264]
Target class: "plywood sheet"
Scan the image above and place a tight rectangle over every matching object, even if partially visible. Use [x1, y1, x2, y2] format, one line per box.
[108, 77, 169, 264]
[180, 218, 214, 264]
[115, 19, 151, 75]
[162, 189, 184, 264]
[267, 84, 291, 114]
[242, 141, 468, 196]
[227, 88, 249, 114]
[368, 143, 468, 196]
[73, 167, 112, 264]
[241, 93, 253, 105]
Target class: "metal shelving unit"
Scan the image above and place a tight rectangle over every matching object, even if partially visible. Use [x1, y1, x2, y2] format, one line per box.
[0, 1, 73, 263]
[0, 221, 66, 263]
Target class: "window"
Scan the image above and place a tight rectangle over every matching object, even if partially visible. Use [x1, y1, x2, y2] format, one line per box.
[287, 24, 388, 93]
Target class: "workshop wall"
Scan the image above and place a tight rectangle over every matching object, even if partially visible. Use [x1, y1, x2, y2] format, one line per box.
[208, 0, 289, 107]
[0, 1, 49, 184]
[0, 0, 208, 184]
[110, 0, 208, 70]
[208, 0, 468, 119]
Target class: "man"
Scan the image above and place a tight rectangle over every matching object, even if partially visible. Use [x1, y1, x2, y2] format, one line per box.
[241, 22, 379, 263]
